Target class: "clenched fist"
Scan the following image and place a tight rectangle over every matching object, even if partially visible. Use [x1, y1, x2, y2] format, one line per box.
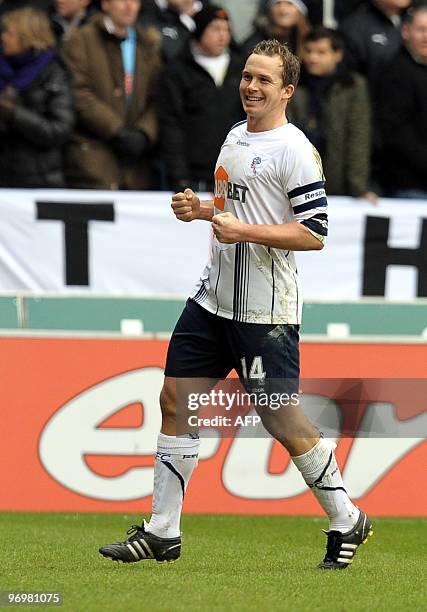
[212, 212, 245, 244]
[171, 188, 201, 222]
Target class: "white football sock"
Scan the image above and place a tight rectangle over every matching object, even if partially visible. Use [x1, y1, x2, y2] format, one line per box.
[145, 433, 200, 539]
[291, 437, 359, 533]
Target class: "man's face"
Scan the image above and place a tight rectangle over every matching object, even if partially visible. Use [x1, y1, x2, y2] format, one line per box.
[199, 19, 230, 57]
[240, 53, 292, 120]
[54, 0, 90, 19]
[303, 38, 342, 76]
[270, 1, 301, 28]
[101, 0, 140, 28]
[403, 11, 427, 62]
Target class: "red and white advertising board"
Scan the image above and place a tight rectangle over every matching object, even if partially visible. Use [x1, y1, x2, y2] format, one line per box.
[1, 336, 425, 516]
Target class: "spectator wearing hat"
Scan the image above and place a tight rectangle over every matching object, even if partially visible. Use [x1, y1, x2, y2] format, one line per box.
[157, 4, 244, 192]
[243, 0, 311, 57]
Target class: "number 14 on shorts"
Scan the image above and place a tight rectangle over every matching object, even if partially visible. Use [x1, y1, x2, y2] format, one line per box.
[240, 356, 266, 380]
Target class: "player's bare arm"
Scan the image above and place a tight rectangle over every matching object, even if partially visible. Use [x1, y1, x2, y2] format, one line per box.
[212, 212, 323, 251]
[171, 188, 214, 222]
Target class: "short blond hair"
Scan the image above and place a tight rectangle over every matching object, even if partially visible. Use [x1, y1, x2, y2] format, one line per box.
[2, 8, 56, 52]
[251, 39, 301, 87]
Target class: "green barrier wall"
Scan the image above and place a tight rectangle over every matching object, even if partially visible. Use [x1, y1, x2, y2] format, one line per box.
[25, 297, 184, 333]
[0, 296, 19, 328]
[1, 295, 426, 336]
[302, 302, 427, 336]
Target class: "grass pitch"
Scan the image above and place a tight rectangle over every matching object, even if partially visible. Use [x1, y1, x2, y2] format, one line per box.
[1, 513, 425, 611]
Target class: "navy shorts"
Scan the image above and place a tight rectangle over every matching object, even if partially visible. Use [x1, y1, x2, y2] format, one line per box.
[165, 299, 300, 387]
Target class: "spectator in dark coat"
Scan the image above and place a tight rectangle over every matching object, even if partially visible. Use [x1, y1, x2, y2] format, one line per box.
[0, 7, 74, 187]
[139, 0, 210, 62]
[157, 4, 245, 191]
[339, 0, 412, 191]
[339, 0, 412, 95]
[288, 27, 376, 201]
[243, 0, 311, 58]
[377, 4, 427, 198]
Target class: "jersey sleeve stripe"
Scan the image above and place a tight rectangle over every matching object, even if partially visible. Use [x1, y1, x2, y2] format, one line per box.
[293, 197, 328, 215]
[301, 214, 328, 237]
[287, 181, 325, 200]
[309, 212, 328, 222]
[290, 190, 327, 208]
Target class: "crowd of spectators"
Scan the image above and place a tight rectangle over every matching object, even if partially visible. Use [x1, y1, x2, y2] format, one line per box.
[0, 0, 426, 198]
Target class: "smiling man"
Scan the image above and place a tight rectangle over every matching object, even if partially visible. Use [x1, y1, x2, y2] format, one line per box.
[100, 39, 373, 571]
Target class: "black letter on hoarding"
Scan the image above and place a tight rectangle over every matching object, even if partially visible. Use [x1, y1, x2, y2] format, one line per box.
[36, 202, 115, 286]
[363, 216, 427, 297]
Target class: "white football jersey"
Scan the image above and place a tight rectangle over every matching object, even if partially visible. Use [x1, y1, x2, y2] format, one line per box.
[190, 121, 328, 324]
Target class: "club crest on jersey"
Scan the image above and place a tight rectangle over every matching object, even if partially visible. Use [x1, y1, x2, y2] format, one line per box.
[251, 156, 262, 175]
[214, 166, 249, 210]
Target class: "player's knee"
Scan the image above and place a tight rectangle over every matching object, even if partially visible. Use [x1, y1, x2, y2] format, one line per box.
[159, 382, 176, 419]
